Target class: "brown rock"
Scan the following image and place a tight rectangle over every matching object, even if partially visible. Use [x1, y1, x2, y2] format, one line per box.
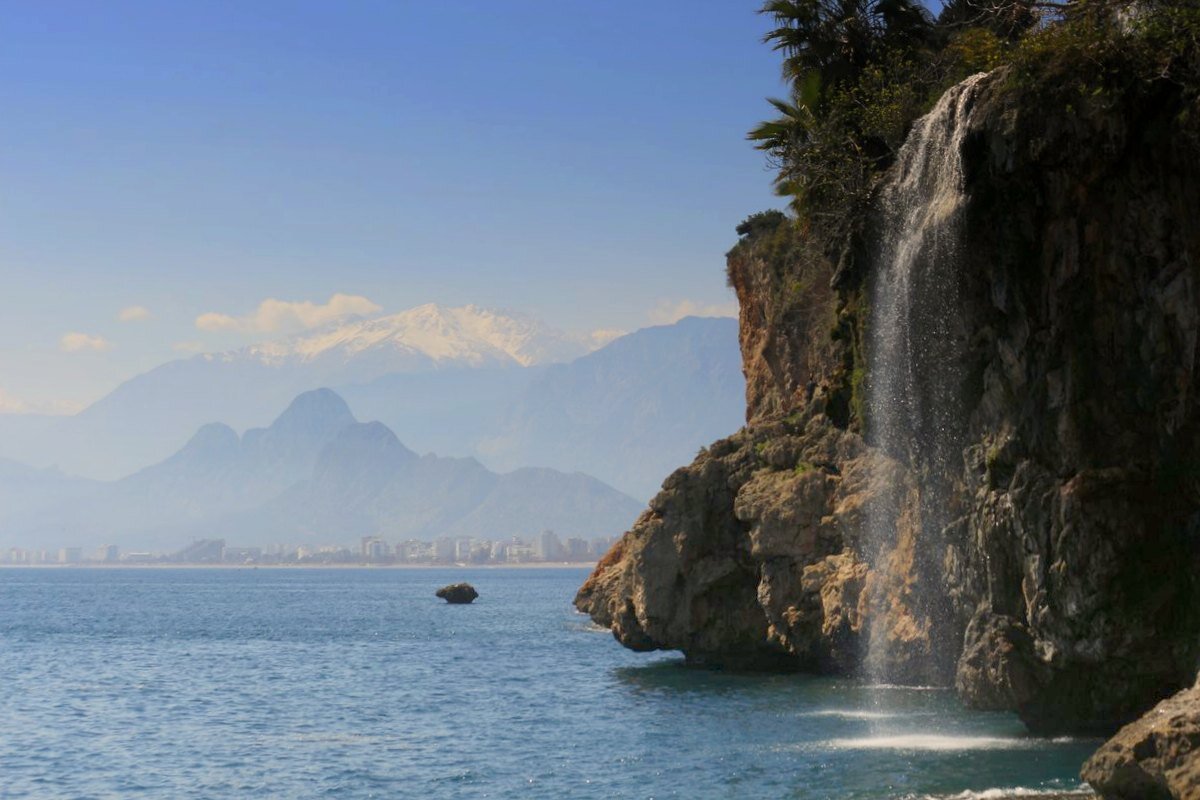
[1083, 678, 1200, 799]
[575, 412, 949, 681]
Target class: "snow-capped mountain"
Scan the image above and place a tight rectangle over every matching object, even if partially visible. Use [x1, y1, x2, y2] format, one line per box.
[223, 303, 600, 378]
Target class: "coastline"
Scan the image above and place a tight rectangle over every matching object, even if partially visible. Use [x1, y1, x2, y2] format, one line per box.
[916, 790, 1094, 799]
[0, 561, 598, 570]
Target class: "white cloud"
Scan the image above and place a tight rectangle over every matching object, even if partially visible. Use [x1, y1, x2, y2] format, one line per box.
[60, 332, 113, 353]
[648, 299, 739, 325]
[172, 340, 206, 353]
[0, 388, 83, 416]
[117, 305, 152, 322]
[196, 293, 382, 334]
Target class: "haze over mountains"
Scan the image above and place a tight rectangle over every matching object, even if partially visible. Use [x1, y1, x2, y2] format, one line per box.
[0, 305, 744, 500]
[479, 316, 744, 499]
[0, 389, 644, 551]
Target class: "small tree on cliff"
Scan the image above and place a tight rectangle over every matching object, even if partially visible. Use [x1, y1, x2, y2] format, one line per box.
[735, 210, 788, 239]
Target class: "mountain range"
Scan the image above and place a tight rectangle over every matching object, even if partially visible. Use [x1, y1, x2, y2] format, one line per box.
[0, 305, 744, 500]
[477, 316, 745, 499]
[0, 389, 644, 550]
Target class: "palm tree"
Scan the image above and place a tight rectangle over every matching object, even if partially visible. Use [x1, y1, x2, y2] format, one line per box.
[751, 0, 935, 210]
[761, 0, 932, 103]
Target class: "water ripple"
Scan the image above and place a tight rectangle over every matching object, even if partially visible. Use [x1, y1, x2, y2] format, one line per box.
[0, 567, 1098, 799]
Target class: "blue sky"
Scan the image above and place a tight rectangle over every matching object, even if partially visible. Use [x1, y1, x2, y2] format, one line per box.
[0, 1, 783, 411]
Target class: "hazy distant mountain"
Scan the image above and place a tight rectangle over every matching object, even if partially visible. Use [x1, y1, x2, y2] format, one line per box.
[0, 390, 642, 550]
[477, 316, 745, 499]
[0, 304, 599, 479]
[245, 425, 642, 543]
[336, 366, 539, 464]
[0, 311, 744, 502]
[0, 459, 100, 536]
[116, 389, 358, 516]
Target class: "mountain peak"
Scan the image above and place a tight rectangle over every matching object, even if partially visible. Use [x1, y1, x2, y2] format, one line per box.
[134, 421, 239, 477]
[269, 389, 356, 435]
[183, 422, 240, 454]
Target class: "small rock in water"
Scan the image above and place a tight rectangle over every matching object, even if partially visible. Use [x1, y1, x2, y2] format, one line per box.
[435, 583, 479, 604]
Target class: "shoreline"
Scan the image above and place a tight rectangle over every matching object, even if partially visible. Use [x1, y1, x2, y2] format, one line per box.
[0, 562, 599, 570]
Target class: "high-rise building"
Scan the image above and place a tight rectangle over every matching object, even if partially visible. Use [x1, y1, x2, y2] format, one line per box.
[454, 538, 473, 562]
[94, 545, 119, 563]
[361, 536, 389, 561]
[433, 538, 456, 562]
[506, 542, 535, 563]
[535, 530, 563, 561]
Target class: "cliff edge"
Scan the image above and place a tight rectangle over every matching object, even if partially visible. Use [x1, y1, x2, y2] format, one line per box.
[577, 62, 1200, 739]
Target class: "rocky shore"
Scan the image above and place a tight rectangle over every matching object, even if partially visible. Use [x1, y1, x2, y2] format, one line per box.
[578, 60, 1200, 797]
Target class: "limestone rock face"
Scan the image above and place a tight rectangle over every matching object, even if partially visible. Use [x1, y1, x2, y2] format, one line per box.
[945, 69, 1200, 733]
[579, 67, 1200, 735]
[1082, 679, 1200, 799]
[575, 410, 948, 682]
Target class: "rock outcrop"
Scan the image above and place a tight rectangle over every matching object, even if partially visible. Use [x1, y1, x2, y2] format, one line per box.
[1083, 679, 1200, 799]
[436, 583, 479, 604]
[578, 64, 1200, 735]
[943, 66, 1200, 734]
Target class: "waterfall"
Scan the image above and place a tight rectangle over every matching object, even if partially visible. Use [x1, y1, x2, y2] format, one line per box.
[863, 73, 988, 683]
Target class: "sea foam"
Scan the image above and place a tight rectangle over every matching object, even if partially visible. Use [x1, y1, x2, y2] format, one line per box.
[825, 735, 1049, 751]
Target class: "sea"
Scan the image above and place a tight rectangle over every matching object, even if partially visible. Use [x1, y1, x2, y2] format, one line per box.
[0, 567, 1099, 799]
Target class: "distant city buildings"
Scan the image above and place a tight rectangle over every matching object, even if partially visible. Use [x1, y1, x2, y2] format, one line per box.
[360, 536, 388, 561]
[172, 539, 225, 564]
[223, 546, 263, 564]
[535, 530, 563, 561]
[566, 537, 589, 561]
[0, 531, 619, 567]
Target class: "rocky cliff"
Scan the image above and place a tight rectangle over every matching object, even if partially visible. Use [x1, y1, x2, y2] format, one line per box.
[577, 63, 1200, 740]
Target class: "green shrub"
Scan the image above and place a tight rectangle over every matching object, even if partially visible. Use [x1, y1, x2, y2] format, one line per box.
[750, 0, 1200, 232]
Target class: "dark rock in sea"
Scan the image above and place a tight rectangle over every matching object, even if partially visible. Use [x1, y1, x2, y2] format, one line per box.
[436, 583, 479, 604]
[1083, 678, 1200, 799]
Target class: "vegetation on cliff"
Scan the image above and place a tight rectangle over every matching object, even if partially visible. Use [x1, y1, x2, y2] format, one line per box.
[733, 0, 1200, 439]
[751, 0, 1200, 232]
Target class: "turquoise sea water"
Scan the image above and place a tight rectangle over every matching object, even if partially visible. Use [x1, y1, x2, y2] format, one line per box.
[0, 567, 1098, 799]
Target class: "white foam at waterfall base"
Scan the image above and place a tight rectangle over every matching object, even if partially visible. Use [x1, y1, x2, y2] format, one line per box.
[825, 734, 1057, 751]
[796, 709, 907, 720]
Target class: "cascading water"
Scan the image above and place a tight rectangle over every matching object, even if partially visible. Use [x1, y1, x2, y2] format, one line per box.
[863, 73, 988, 685]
